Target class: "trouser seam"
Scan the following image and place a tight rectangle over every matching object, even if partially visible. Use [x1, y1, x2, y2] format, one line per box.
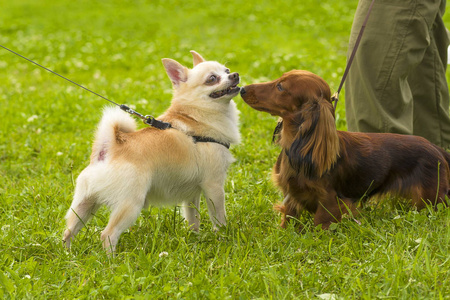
[378, 0, 418, 132]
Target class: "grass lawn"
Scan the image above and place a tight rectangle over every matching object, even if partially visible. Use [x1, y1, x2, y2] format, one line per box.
[1, 0, 450, 298]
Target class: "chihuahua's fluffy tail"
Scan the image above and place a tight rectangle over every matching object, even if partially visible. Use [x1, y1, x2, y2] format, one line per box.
[97, 106, 137, 136]
[91, 106, 137, 163]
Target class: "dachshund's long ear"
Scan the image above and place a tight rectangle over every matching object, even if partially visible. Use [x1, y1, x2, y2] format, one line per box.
[288, 97, 340, 179]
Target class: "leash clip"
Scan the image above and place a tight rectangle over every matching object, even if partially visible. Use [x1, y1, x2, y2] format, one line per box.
[143, 115, 157, 126]
[120, 104, 145, 119]
[331, 92, 339, 102]
[120, 104, 171, 130]
[331, 92, 339, 111]
[144, 115, 172, 130]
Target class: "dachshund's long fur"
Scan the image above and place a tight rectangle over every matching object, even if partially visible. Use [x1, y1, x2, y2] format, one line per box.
[241, 70, 450, 229]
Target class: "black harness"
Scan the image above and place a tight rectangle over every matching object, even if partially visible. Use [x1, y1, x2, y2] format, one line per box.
[145, 115, 230, 149]
[192, 135, 230, 149]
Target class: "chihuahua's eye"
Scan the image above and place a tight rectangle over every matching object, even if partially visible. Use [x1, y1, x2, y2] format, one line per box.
[277, 83, 283, 91]
[225, 69, 230, 74]
[206, 74, 217, 84]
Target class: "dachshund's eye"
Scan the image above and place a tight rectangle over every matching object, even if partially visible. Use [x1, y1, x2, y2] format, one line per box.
[277, 83, 283, 91]
[206, 74, 217, 84]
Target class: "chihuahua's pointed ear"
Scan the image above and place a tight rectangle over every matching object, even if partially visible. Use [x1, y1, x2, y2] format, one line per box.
[162, 58, 188, 87]
[190, 50, 206, 67]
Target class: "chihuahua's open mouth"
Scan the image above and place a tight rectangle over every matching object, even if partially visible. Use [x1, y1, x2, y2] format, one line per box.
[210, 83, 240, 99]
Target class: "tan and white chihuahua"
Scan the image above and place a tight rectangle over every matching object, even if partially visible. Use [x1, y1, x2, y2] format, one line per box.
[63, 51, 240, 251]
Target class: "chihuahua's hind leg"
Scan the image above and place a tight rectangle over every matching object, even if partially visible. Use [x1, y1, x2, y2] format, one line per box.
[100, 197, 145, 252]
[63, 184, 101, 249]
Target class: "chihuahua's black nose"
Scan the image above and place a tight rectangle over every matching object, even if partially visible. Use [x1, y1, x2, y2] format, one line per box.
[229, 72, 239, 80]
[240, 87, 246, 96]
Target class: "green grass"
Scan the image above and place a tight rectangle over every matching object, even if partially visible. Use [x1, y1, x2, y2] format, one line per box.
[1, 0, 450, 298]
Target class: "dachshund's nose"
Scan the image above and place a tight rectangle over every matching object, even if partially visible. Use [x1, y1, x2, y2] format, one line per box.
[240, 87, 246, 96]
[229, 72, 239, 80]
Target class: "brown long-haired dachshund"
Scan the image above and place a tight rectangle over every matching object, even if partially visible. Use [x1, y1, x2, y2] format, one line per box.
[240, 70, 450, 229]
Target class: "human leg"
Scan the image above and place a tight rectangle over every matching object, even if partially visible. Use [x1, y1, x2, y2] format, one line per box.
[345, 0, 445, 138]
[409, 1, 450, 148]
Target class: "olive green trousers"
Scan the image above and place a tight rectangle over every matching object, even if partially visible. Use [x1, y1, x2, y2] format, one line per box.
[345, 0, 450, 148]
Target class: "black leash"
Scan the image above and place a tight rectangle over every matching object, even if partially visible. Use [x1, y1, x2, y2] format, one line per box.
[0, 44, 230, 146]
[331, 0, 376, 111]
[0, 44, 170, 129]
